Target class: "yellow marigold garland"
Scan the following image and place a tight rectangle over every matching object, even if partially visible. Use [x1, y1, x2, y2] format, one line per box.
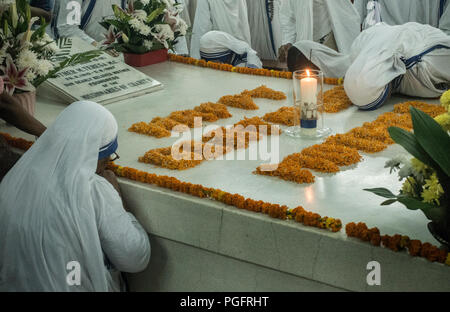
[139, 116, 282, 171]
[346, 222, 450, 266]
[129, 103, 233, 138]
[262, 107, 298, 126]
[218, 94, 259, 110]
[107, 162, 341, 232]
[256, 101, 442, 184]
[254, 161, 316, 184]
[168, 53, 348, 83]
[394, 101, 446, 118]
[241, 85, 287, 100]
[322, 86, 353, 113]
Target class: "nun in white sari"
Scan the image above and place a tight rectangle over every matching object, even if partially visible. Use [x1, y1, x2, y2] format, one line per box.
[354, 0, 447, 30]
[246, 0, 283, 61]
[52, 0, 128, 44]
[293, 23, 450, 110]
[200, 31, 263, 68]
[278, 0, 361, 62]
[190, 0, 252, 59]
[0, 101, 150, 291]
[438, 0, 450, 35]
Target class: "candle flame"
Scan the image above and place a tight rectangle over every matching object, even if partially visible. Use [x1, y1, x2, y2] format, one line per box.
[306, 69, 310, 77]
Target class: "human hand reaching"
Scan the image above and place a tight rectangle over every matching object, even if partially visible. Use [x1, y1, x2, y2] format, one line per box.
[278, 43, 292, 63]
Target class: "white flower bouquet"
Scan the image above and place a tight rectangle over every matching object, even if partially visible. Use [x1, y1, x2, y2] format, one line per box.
[100, 0, 188, 54]
[0, 0, 101, 95]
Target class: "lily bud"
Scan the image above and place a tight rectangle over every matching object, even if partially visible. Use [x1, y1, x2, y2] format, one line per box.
[122, 33, 129, 43]
[10, 2, 18, 28]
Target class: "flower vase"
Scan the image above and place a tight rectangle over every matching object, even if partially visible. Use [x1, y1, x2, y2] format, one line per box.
[428, 220, 450, 249]
[12, 91, 36, 116]
[123, 49, 168, 67]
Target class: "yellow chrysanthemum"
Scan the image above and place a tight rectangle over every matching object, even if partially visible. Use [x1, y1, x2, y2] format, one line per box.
[435, 113, 450, 132]
[441, 90, 450, 112]
[325, 217, 334, 228]
[411, 158, 428, 175]
[421, 173, 444, 205]
[446, 253, 450, 266]
[402, 177, 417, 197]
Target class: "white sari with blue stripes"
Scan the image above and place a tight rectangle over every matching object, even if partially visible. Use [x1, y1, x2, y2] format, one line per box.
[344, 22, 450, 110]
[52, 0, 126, 43]
[294, 22, 450, 110]
[199, 30, 262, 68]
[355, 0, 448, 29]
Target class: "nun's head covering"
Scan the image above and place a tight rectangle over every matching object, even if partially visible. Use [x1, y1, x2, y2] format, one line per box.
[293, 40, 351, 78]
[0, 101, 121, 291]
[199, 30, 263, 68]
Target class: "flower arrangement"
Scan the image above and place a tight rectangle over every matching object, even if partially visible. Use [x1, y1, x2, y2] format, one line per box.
[100, 0, 188, 54]
[0, 0, 101, 95]
[129, 102, 232, 138]
[365, 91, 450, 246]
[128, 86, 285, 138]
[106, 162, 342, 232]
[257, 101, 441, 185]
[138, 116, 281, 171]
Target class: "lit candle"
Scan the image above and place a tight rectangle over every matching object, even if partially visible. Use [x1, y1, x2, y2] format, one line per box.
[300, 70, 317, 105]
[300, 70, 318, 129]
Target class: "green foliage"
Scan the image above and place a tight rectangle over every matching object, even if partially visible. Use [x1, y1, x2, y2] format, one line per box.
[410, 107, 450, 176]
[365, 106, 450, 224]
[32, 50, 103, 87]
[100, 0, 187, 54]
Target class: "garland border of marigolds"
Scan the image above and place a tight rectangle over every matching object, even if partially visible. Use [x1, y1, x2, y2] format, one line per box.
[1, 131, 448, 266]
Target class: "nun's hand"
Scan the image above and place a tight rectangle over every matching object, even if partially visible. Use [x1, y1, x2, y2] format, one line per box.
[101, 169, 119, 189]
[101, 169, 129, 211]
[278, 43, 292, 63]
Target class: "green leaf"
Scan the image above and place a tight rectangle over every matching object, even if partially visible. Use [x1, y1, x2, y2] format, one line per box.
[112, 4, 130, 21]
[397, 196, 446, 222]
[388, 126, 437, 169]
[33, 50, 103, 87]
[363, 188, 397, 199]
[381, 199, 398, 206]
[147, 6, 165, 23]
[103, 19, 125, 31]
[397, 196, 428, 210]
[30, 21, 48, 42]
[99, 20, 111, 31]
[410, 106, 450, 177]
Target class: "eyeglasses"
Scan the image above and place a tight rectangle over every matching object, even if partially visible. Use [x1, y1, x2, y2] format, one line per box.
[109, 152, 120, 162]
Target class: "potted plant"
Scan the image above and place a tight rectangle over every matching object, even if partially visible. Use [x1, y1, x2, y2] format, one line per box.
[0, 0, 102, 115]
[365, 91, 450, 247]
[100, 0, 188, 67]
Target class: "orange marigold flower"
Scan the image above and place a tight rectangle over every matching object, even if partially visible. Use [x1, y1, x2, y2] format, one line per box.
[323, 86, 352, 113]
[241, 85, 287, 100]
[218, 94, 259, 110]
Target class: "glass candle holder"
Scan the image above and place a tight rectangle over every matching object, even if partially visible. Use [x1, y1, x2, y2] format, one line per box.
[285, 69, 331, 139]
